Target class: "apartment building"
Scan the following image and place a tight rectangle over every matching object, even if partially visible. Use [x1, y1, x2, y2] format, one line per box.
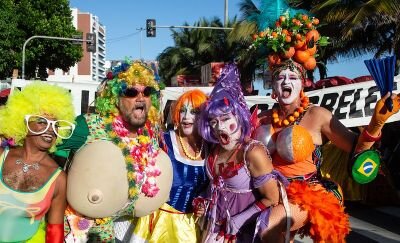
[47, 8, 107, 83]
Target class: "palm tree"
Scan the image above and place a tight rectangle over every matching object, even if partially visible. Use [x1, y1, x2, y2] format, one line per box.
[157, 17, 256, 85]
[289, 0, 400, 74]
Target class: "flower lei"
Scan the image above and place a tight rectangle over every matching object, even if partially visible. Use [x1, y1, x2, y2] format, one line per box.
[104, 115, 161, 199]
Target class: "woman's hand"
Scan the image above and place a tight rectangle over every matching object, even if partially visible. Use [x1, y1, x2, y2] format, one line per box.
[371, 92, 400, 130]
[192, 197, 207, 218]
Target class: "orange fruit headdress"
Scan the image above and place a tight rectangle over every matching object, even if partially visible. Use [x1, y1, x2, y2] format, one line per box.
[251, 13, 329, 80]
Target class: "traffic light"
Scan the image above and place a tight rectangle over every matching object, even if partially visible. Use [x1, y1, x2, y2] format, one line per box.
[86, 33, 96, 52]
[146, 19, 156, 37]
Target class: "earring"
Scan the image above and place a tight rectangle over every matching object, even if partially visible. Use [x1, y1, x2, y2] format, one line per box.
[271, 93, 277, 100]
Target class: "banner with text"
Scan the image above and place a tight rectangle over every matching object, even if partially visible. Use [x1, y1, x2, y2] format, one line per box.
[161, 78, 400, 128]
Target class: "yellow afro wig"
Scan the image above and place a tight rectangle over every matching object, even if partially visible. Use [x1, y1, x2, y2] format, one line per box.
[0, 82, 75, 147]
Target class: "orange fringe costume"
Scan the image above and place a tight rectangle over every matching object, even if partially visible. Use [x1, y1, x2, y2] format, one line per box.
[268, 125, 351, 242]
[287, 181, 350, 242]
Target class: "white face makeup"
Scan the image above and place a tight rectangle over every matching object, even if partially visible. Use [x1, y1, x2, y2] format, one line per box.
[209, 112, 241, 151]
[273, 68, 302, 105]
[179, 101, 199, 136]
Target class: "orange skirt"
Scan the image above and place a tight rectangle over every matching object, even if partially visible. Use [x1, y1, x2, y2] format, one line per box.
[287, 181, 350, 242]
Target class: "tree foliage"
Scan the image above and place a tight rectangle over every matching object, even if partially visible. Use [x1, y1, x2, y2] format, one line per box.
[0, 0, 82, 80]
[289, 0, 400, 74]
[157, 17, 257, 85]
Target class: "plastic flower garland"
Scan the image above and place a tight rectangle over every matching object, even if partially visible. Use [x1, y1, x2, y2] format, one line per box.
[250, 12, 329, 71]
[104, 115, 161, 199]
[96, 60, 163, 199]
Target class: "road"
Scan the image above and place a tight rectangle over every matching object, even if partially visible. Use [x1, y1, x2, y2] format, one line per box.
[295, 201, 400, 243]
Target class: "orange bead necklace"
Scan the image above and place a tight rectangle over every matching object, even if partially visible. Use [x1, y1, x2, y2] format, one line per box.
[272, 91, 310, 128]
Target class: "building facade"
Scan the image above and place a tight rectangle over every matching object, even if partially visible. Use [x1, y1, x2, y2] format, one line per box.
[47, 8, 106, 83]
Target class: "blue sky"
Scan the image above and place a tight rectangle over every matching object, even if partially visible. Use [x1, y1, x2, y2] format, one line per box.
[69, 0, 373, 79]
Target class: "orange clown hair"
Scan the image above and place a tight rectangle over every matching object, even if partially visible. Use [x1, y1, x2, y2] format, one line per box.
[172, 89, 208, 126]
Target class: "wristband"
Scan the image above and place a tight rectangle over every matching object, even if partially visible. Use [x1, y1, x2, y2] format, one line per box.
[362, 129, 381, 142]
[46, 223, 64, 243]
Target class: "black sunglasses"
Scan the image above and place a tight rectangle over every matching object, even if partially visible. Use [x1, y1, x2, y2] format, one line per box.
[122, 86, 155, 98]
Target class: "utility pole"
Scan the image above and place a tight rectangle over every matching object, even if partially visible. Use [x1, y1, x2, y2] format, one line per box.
[136, 27, 144, 59]
[224, 0, 228, 27]
[22, 35, 91, 80]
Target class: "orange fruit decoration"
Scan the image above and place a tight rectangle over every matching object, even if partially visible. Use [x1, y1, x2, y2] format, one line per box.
[306, 29, 320, 43]
[268, 54, 282, 66]
[294, 39, 306, 50]
[293, 50, 310, 64]
[312, 18, 320, 25]
[306, 45, 317, 55]
[279, 15, 286, 23]
[281, 47, 295, 59]
[259, 32, 266, 38]
[285, 35, 292, 43]
[303, 57, 317, 70]
[252, 34, 258, 40]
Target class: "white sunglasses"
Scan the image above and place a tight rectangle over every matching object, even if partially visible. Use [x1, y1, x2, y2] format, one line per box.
[24, 115, 75, 139]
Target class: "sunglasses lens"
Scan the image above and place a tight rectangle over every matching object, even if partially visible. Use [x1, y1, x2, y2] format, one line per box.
[143, 87, 154, 97]
[27, 115, 49, 134]
[123, 88, 139, 97]
[54, 120, 75, 139]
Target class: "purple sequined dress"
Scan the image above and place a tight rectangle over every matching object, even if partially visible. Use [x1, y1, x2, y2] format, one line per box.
[201, 141, 287, 243]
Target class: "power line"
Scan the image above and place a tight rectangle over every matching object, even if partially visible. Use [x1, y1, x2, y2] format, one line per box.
[107, 30, 142, 43]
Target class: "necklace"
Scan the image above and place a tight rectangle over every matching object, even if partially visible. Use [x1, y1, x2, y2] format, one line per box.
[272, 92, 310, 128]
[16, 159, 40, 173]
[178, 130, 204, 160]
[105, 115, 161, 199]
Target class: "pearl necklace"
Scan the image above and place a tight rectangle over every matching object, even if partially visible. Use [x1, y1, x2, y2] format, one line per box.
[178, 130, 204, 160]
[272, 92, 310, 128]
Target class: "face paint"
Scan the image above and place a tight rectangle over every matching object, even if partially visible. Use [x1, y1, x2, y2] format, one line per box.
[179, 101, 200, 136]
[209, 112, 241, 151]
[273, 68, 302, 105]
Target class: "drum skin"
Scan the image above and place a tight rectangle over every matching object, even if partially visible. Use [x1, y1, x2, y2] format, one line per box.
[67, 140, 173, 218]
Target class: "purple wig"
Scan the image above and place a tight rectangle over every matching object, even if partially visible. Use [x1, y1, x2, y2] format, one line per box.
[198, 63, 251, 144]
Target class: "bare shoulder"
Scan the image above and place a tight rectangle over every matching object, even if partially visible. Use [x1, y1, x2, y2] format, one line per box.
[306, 105, 333, 120]
[245, 141, 273, 176]
[246, 142, 268, 156]
[55, 170, 67, 193]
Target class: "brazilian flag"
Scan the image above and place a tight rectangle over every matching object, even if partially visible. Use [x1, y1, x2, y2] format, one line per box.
[351, 150, 380, 184]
